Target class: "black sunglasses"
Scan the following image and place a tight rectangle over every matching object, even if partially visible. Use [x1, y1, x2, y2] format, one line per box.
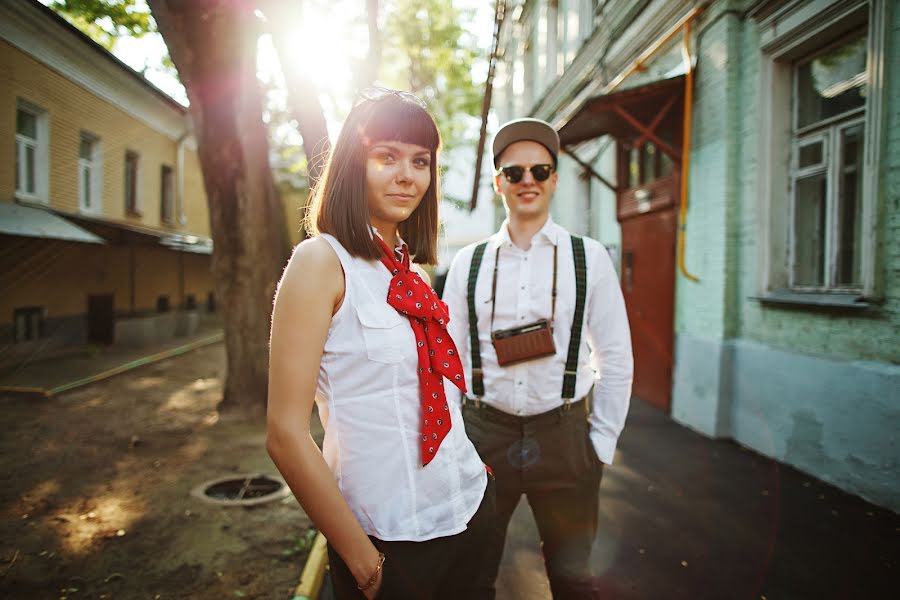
[495, 164, 554, 184]
[355, 86, 427, 109]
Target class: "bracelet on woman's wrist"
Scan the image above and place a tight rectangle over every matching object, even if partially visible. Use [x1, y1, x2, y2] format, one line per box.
[357, 551, 385, 591]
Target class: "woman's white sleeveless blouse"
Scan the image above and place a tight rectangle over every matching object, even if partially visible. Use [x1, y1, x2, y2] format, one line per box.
[316, 234, 487, 542]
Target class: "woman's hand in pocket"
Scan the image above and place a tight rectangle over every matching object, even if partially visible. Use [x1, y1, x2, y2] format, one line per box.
[362, 566, 383, 600]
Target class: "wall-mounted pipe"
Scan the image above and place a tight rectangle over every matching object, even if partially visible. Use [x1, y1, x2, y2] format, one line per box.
[600, 5, 705, 95]
[597, 3, 706, 282]
[678, 18, 700, 282]
[176, 128, 191, 226]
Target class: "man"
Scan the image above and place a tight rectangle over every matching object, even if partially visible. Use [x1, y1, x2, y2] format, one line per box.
[443, 118, 633, 599]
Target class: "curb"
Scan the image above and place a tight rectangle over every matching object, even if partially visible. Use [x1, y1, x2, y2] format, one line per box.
[292, 532, 329, 600]
[0, 332, 224, 398]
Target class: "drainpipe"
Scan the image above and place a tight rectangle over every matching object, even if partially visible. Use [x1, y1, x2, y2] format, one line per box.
[129, 243, 136, 314]
[677, 20, 700, 282]
[599, 5, 706, 95]
[176, 129, 191, 226]
[597, 3, 707, 282]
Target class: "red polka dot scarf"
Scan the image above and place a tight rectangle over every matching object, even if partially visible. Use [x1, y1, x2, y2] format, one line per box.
[375, 236, 467, 466]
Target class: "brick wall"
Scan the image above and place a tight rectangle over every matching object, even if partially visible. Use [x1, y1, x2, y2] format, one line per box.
[0, 39, 210, 238]
[0, 237, 214, 319]
[1, 36, 215, 330]
[733, 3, 900, 364]
[680, 2, 900, 365]
[676, 5, 744, 341]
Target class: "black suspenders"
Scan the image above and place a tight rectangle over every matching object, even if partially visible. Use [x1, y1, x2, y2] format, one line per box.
[467, 235, 587, 400]
[563, 235, 587, 398]
[467, 242, 489, 398]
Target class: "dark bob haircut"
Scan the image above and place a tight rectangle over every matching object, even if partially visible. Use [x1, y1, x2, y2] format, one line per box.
[305, 93, 442, 265]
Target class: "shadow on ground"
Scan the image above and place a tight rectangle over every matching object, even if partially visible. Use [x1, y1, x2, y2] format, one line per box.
[0, 343, 317, 600]
[496, 399, 898, 600]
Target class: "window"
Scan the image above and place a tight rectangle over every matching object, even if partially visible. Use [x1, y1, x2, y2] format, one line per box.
[124, 151, 141, 215]
[624, 139, 675, 189]
[756, 0, 885, 300]
[79, 132, 102, 213]
[156, 295, 171, 312]
[15, 110, 36, 195]
[160, 164, 174, 224]
[14, 306, 46, 343]
[789, 30, 867, 290]
[15, 101, 48, 202]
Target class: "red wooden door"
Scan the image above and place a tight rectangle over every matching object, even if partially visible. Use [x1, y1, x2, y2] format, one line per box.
[618, 174, 677, 412]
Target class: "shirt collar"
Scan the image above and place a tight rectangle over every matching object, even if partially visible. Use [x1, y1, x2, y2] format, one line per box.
[370, 225, 407, 254]
[491, 215, 560, 250]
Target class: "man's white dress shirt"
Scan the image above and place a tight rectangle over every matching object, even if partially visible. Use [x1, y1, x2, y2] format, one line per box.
[443, 217, 633, 465]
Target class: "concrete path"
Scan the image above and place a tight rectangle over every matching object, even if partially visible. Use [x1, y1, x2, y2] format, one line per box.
[0, 326, 222, 393]
[495, 399, 897, 599]
[5, 338, 894, 599]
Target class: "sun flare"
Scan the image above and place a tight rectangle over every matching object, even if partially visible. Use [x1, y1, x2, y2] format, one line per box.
[256, 10, 354, 96]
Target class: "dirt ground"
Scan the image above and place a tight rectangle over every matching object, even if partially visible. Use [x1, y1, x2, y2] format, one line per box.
[0, 343, 316, 600]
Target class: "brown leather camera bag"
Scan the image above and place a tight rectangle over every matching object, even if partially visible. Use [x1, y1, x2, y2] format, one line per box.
[491, 318, 556, 366]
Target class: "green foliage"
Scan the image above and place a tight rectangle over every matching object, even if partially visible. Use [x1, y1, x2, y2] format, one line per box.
[380, 0, 484, 152]
[281, 527, 318, 558]
[49, 0, 155, 50]
[46, 0, 486, 164]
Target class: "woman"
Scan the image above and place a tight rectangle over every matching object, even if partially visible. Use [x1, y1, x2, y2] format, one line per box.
[266, 89, 494, 599]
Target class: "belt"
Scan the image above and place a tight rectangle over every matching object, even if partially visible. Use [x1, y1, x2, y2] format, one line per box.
[463, 396, 588, 428]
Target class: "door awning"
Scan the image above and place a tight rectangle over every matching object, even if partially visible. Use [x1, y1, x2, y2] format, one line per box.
[61, 212, 213, 254]
[0, 201, 105, 244]
[558, 75, 685, 149]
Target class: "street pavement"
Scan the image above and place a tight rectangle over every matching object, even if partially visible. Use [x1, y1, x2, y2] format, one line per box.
[495, 398, 898, 599]
[0, 325, 222, 393]
[4, 341, 895, 599]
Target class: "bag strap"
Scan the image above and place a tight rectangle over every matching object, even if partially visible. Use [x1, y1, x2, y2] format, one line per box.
[562, 234, 587, 399]
[467, 242, 489, 398]
[467, 235, 587, 400]
[489, 243, 558, 331]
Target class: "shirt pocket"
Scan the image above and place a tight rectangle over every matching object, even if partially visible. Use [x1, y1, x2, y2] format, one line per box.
[356, 302, 407, 364]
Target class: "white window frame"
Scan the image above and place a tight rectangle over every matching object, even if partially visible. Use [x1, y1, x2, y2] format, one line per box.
[124, 150, 142, 216]
[756, 0, 886, 302]
[14, 99, 49, 203]
[78, 131, 103, 214]
[789, 112, 866, 291]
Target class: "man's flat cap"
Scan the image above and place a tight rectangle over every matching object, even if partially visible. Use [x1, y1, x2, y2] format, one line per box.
[492, 118, 560, 166]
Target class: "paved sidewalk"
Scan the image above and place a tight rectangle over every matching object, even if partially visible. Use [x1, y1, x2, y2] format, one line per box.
[5, 339, 894, 600]
[0, 326, 223, 394]
[496, 399, 898, 599]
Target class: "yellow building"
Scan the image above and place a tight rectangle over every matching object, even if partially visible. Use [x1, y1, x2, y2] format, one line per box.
[0, 0, 217, 363]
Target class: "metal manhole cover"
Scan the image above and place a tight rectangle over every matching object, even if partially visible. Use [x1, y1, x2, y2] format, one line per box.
[191, 474, 291, 506]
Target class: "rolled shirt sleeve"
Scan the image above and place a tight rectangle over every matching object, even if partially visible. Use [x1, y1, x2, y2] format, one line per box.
[585, 247, 634, 464]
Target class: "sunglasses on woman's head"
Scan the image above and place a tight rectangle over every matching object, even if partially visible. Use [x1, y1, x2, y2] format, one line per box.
[356, 86, 427, 109]
[495, 164, 554, 184]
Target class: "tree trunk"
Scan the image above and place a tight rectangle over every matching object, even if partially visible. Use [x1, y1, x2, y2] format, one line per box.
[362, 0, 382, 88]
[262, 0, 381, 190]
[149, 0, 289, 415]
[262, 0, 331, 190]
